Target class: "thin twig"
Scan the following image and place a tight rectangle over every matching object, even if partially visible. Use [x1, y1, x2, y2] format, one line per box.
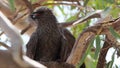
[0, 41, 10, 49]
[0, 11, 46, 68]
[13, 12, 28, 24]
[22, 0, 33, 13]
[21, 24, 32, 35]
[58, 11, 101, 27]
[0, 32, 4, 36]
[66, 17, 120, 65]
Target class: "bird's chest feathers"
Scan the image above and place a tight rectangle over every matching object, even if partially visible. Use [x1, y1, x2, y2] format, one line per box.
[36, 29, 61, 47]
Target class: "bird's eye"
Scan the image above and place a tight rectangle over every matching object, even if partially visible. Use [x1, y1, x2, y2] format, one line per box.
[30, 11, 45, 20]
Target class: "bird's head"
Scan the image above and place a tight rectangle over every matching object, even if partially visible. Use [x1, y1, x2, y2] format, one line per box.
[30, 6, 54, 20]
[30, 7, 57, 26]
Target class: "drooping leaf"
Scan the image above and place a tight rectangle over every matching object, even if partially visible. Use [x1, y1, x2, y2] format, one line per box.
[71, 23, 86, 38]
[109, 27, 120, 39]
[85, 56, 97, 68]
[106, 61, 111, 68]
[70, 6, 76, 10]
[66, 15, 77, 22]
[94, 35, 101, 60]
[104, 0, 115, 4]
[77, 37, 95, 68]
[58, 6, 66, 16]
[115, 64, 119, 68]
[109, 50, 116, 68]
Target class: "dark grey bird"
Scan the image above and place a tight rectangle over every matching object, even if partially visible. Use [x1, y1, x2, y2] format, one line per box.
[26, 7, 85, 68]
[26, 7, 75, 62]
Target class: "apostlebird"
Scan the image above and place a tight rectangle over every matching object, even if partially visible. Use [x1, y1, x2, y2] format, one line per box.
[26, 7, 85, 68]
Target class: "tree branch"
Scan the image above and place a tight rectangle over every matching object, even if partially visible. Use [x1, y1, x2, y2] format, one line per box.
[66, 17, 120, 65]
[0, 11, 46, 68]
[58, 10, 101, 27]
[21, 0, 33, 13]
[0, 41, 10, 49]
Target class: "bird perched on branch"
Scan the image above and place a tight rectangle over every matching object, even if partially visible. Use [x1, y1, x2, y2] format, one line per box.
[26, 6, 85, 68]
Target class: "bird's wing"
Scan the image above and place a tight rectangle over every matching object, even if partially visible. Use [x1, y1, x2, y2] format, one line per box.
[26, 32, 38, 59]
[60, 28, 75, 62]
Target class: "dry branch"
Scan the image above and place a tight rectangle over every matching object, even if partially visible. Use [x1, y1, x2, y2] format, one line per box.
[66, 28, 96, 65]
[0, 41, 10, 49]
[66, 17, 120, 65]
[0, 31, 4, 36]
[0, 11, 23, 58]
[58, 10, 101, 27]
[0, 0, 14, 18]
[0, 11, 46, 68]
[21, 0, 33, 13]
[21, 24, 32, 34]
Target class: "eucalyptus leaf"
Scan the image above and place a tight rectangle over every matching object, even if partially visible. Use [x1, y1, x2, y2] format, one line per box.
[109, 27, 120, 39]
[109, 50, 116, 68]
[94, 35, 101, 60]
[77, 37, 95, 68]
[58, 6, 66, 16]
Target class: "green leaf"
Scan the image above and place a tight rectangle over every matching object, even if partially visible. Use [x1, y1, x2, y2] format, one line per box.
[110, 7, 120, 18]
[109, 50, 116, 68]
[104, 0, 115, 4]
[115, 65, 118, 68]
[30, 0, 38, 3]
[57, 6, 66, 16]
[77, 37, 95, 68]
[106, 50, 116, 68]
[70, 6, 76, 10]
[85, 57, 97, 68]
[95, 0, 106, 9]
[71, 23, 86, 38]
[8, 0, 15, 11]
[66, 15, 77, 22]
[109, 27, 120, 39]
[94, 35, 101, 60]
[106, 61, 110, 68]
